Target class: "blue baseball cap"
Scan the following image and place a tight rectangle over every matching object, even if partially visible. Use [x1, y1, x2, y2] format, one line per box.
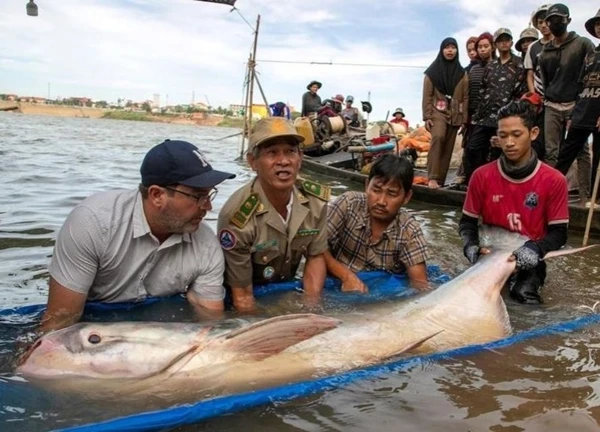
[140, 139, 235, 188]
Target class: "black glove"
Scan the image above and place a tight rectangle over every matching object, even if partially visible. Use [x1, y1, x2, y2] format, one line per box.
[463, 243, 481, 264]
[512, 241, 542, 271]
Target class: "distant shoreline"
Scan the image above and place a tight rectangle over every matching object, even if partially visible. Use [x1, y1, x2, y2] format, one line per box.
[0, 101, 244, 128]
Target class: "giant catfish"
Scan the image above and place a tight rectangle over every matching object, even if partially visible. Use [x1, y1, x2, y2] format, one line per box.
[16, 227, 596, 400]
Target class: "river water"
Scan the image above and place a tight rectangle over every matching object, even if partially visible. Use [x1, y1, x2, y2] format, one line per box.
[2, 113, 600, 431]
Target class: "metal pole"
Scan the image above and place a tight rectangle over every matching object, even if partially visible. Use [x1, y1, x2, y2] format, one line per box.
[583, 159, 600, 246]
[367, 90, 371, 124]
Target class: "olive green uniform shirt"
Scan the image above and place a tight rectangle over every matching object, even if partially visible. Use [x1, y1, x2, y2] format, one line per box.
[217, 178, 329, 286]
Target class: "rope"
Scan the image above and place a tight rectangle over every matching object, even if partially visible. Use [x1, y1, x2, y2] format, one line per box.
[257, 59, 428, 69]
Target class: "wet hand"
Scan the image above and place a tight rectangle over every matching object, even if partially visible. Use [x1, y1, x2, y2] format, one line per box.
[464, 244, 491, 264]
[341, 272, 368, 293]
[508, 242, 541, 271]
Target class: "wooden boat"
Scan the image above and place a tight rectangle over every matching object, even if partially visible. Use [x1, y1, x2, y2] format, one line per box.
[301, 151, 600, 236]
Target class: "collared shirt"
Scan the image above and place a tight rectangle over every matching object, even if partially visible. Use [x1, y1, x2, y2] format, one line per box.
[217, 179, 328, 287]
[473, 54, 527, 128]
[49, 189, 225, 303]
[327, 192, 430, 274]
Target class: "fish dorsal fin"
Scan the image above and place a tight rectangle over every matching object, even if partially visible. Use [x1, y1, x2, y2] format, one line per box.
[224, 313, 341, 361]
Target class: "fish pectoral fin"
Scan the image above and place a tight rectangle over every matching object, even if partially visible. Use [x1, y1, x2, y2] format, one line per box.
[378, 330, 444, 362]
[543, 244, 598, 260]
[224, 313, 341, 361]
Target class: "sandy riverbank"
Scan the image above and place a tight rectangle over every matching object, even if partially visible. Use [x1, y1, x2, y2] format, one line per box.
[0, 101, 240, 127]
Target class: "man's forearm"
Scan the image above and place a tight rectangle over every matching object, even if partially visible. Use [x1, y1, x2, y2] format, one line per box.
[324, 250, 352, 281]
[231, 284, 256, 312]
[527, 70, 536, 94]
[303, 254, 326, 296]
[40, 310, 81, 333]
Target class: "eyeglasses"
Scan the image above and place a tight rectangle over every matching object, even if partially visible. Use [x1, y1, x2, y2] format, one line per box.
[164, 186, 218, 206]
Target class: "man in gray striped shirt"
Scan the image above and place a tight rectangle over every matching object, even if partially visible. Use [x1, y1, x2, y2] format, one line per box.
[41, 140, 235, 332]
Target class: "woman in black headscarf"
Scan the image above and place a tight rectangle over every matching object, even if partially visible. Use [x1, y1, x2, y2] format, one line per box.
[422, 37, 469, 188]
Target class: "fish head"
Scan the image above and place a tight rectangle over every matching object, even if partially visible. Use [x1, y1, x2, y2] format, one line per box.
[16, 322, 205, 380]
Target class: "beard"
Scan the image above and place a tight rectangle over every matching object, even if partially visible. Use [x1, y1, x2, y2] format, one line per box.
[157, 203, 203, 234]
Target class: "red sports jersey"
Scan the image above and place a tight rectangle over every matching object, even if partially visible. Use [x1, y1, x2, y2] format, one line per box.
[463, 160, 569, 240]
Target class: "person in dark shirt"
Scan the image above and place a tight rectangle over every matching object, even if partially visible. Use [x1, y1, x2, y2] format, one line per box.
[301, 80, 323, 117]
[464, 28, 527, 185]
[524, 4, 554, 161]
[454, 32, 495, 188]
[555, 8, 600, 208]
[538, 3, 595, 173]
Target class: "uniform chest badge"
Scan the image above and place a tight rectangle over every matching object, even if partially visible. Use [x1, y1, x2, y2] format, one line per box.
[524, 192, 538, 209]
[263, 266, 275, 280]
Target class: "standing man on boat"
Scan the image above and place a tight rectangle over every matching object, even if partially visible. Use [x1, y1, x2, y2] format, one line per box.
[390, 107, 410, 130]
[459, 100, 569, 304]
[341, 95, 362, 127]
[217, 117, 329, 312]
[325, 154, 430, 292]
[41, 140, 236, 332]
[301, 80, 323, 117]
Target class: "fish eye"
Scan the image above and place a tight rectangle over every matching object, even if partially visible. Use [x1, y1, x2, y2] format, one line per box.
[88, 333, 102, 344]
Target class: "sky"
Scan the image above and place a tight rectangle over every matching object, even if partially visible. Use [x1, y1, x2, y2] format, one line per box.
[0, 0, 597, 122]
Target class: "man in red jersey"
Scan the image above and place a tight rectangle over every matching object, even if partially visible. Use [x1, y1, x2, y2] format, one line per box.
[458, 100, 569, 304]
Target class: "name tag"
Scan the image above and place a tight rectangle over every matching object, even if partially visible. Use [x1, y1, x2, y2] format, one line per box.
[254, 239, 279, 251]
[295, 229, 320, 237]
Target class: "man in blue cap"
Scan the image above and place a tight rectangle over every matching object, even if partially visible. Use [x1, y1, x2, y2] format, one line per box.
[41, 140, 236, 332]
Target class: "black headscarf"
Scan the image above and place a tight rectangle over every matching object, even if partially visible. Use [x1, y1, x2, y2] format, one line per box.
[424, 37, 465, 97]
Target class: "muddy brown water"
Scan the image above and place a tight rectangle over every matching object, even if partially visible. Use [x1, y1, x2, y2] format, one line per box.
[1, 113, 600, 431]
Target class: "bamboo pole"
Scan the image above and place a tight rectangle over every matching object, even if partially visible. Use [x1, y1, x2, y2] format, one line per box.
[583, 161, 600, 246]
[239, 14, 261, 158]
[246, 15, 261, 136]
[238, 55, 252, 158]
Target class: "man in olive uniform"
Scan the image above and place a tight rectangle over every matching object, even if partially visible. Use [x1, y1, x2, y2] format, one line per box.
[217, 117, 330, 312]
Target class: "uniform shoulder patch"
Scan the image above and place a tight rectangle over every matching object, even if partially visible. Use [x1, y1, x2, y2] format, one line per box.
[231, 193, 261, 228]
[219, 229, 237, 250]
[299, 179, 331, 201]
